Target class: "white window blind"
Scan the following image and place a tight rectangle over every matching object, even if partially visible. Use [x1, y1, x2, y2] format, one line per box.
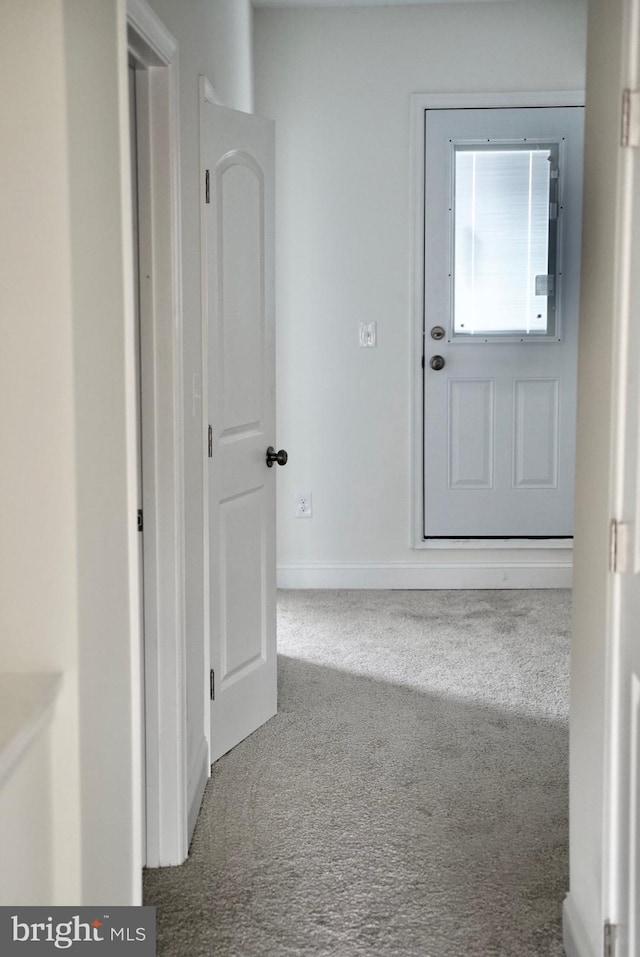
[453, 145, 556, 336]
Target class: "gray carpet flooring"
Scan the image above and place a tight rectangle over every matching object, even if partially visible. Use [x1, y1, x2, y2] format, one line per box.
[144, 589, 571, 957]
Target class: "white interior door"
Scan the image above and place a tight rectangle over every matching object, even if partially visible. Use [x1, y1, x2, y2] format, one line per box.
[423, 106, 584, 538]
[204, 101, 279, 763]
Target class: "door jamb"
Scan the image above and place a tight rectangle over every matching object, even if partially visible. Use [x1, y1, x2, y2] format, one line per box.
[199, 75, 215, 818]
[409, 90, 585, 551]
[127, 0, 188, 867]
[199, 76, 222, 793]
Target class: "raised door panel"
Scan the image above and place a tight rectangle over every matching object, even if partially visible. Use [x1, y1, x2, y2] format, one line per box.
[218, 156, 264, 434]
[513, 378, 559, 488]
[219, 489, 266, 683]
[448, 379, 494, 489]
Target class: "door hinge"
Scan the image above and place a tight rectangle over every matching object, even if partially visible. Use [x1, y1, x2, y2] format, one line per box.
[208, 424, 213, 458]
[610, 519, 632, 573]
[210, 669, 215, 701]
[604, 921, 617, 957]
[137, 509, 143, 533]
[622, 89, 640, 147]
[205, 169, 211, 204]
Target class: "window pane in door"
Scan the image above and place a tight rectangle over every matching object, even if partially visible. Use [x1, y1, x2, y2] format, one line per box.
[453, 144, 558, 337]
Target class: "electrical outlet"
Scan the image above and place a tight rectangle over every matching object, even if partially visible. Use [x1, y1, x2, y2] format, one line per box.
[295, 491, 312, 518]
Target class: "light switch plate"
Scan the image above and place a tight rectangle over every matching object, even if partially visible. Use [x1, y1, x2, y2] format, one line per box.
[359, 321, 377, 348]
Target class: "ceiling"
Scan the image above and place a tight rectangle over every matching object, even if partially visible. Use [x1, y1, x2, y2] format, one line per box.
[252, 1, 513, 7]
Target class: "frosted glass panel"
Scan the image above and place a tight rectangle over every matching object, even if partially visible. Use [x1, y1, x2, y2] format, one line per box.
[453, 145, 558, 337]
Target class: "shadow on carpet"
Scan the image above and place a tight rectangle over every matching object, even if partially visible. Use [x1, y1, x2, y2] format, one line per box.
[144, 655, 567, 957]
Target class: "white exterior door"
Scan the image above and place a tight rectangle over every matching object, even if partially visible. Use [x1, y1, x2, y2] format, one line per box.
[423, 106, 584, 538]
[204, 102, 279, 763]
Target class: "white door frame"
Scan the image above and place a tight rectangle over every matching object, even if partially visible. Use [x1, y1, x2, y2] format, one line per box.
[127, 0, 188, 867]
[410, 91, 584, 556]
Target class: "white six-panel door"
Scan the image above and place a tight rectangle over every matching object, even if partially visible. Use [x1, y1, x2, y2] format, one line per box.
[423, 106, 584, 539]
[204, 101, 278, 763]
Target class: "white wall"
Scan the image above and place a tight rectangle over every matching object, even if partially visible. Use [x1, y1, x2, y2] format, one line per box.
[65, 0, 143, 903]
[254, 0, 588, 586]
[0, 733, 54, 904]
[0, 0, 140, 904]
[211, 0, 254, 113]
[0, 4, 81, 902]
[144, 0, 254, 833]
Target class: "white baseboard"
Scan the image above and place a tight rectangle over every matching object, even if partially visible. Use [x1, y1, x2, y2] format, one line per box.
[563, 895, 598, 957]
[277, 561, 572, 589]
[187, 736, 209, 844]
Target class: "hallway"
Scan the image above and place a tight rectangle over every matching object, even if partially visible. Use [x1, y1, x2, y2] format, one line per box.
[144, 589, 570, 956]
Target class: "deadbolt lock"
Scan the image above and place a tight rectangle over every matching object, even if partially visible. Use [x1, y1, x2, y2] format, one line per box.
[430, 326, 445, 341]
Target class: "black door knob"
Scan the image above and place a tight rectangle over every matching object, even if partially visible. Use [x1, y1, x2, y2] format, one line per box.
[430, 355, 446, 371]
[266, 446, 288, 467]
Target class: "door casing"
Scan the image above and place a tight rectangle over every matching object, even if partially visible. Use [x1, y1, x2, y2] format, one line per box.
[127, 0, 187, 868]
